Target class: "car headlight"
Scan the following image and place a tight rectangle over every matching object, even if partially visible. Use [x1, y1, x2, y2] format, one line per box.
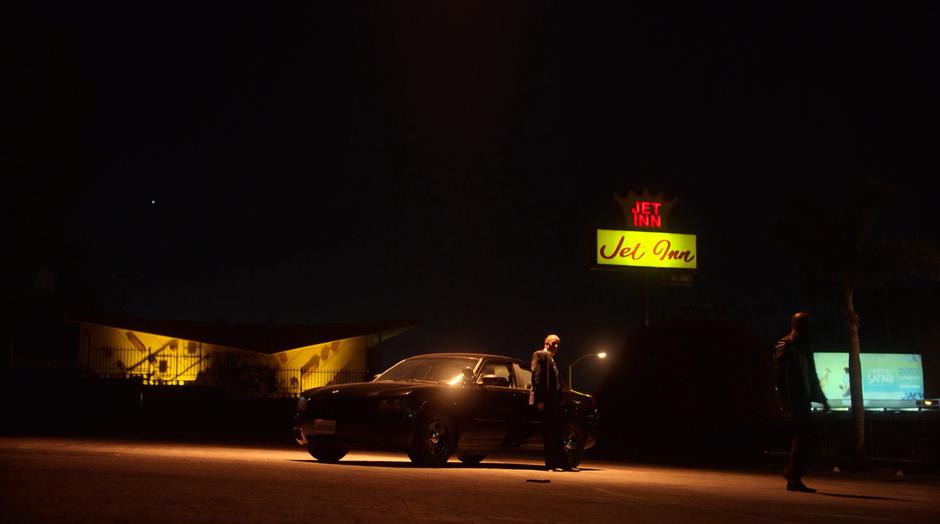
[297, 396, 308, 412]
[376, 397, 409, 411]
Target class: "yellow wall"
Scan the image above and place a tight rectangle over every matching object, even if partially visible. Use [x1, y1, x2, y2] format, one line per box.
[273, 337, 368, 392]
[77, 322, 370, 395]
[78, 322, 267, 385]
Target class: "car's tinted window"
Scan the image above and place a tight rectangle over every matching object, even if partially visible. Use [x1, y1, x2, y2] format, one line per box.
[377, 357, 479, 383]
[477, 361, 513, 386]
[513, 364, 532, 390]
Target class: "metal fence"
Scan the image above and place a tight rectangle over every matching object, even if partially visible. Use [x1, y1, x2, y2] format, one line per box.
[77, 345, 367, 397]
[80, 344, 207, 384]
[275, 368, 369, 397]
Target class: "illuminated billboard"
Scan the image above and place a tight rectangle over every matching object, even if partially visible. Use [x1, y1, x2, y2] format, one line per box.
[813, 353, 924, 406]
[596, 229, 697, 269]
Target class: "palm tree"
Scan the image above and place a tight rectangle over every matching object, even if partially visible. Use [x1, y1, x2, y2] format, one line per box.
[776, 177, 939, 460]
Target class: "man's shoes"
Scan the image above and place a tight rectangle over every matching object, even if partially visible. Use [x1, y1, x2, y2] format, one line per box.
[786, 480, 816, 493]
[562, 466, 580, 472]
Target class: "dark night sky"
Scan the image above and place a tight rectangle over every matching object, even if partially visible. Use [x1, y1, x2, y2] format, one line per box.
[8, 2, 940, 390]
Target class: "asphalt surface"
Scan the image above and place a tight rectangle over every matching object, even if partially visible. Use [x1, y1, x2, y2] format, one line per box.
[1, 437, 938, 523]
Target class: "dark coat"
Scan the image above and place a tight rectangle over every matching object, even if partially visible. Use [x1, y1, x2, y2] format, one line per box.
[773, 333, 827, 412]
[530, 349, 562, 405]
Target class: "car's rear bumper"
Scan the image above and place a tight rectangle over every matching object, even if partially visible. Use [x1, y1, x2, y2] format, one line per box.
[585, 434, 598, 450]
[583, 411, 599, 450]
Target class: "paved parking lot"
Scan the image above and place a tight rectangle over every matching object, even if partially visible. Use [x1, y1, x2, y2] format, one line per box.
[1, 437, 938, 523]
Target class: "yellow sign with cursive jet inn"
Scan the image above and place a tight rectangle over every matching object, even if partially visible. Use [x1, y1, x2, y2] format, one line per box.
[596, 229, 697, 269]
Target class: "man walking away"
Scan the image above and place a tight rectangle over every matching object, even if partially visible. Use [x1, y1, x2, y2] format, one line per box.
[773, 312, 830, 492]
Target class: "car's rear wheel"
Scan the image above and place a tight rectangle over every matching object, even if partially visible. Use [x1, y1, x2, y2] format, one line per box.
[457, 453, 486, 465]
[306, 442, 348, 463]
[560, 422, 585, 468]
[409, 411, 456, 467]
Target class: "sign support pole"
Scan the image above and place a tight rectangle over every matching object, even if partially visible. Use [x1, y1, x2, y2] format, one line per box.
[640, 271, 649, 328]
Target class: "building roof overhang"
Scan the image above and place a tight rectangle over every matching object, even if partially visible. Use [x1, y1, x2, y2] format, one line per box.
[65, 313, 417, 354]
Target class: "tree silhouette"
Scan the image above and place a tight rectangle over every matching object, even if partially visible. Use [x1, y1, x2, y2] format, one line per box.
[775, 177, 940, 460]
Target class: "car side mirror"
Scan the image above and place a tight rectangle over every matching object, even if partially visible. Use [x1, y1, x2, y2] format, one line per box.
[479, 375, 510, 387]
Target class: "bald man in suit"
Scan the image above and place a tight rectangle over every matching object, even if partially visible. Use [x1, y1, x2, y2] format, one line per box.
[531, 334, 574, 471]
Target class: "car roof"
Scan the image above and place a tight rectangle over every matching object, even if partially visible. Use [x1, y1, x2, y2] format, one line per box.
[407, 352, 526, 364]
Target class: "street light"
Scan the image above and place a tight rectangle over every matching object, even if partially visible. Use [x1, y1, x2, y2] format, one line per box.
[568, 352, 607, 390]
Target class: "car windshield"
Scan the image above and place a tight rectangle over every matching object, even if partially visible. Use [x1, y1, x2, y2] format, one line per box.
[376, 357, 480, 384]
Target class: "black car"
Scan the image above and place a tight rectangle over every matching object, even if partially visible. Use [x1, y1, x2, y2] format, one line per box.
[294, 352, 598, 467]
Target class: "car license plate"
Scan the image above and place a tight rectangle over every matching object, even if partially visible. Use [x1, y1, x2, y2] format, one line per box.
[312, 419, 336, 435]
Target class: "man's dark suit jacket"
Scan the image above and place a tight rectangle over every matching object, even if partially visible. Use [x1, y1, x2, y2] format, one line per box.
[773, 333, 827, 412]
[531, 349, 562, 405]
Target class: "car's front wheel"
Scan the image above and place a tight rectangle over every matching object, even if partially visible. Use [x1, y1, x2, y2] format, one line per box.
[560, 422, 585, 468]
[306, 442, 348, 463]
[409, 410, 456, 467]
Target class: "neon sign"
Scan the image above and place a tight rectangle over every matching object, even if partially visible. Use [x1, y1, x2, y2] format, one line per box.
[613, 189, 677, 230]
[630, 201, 663, 228]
